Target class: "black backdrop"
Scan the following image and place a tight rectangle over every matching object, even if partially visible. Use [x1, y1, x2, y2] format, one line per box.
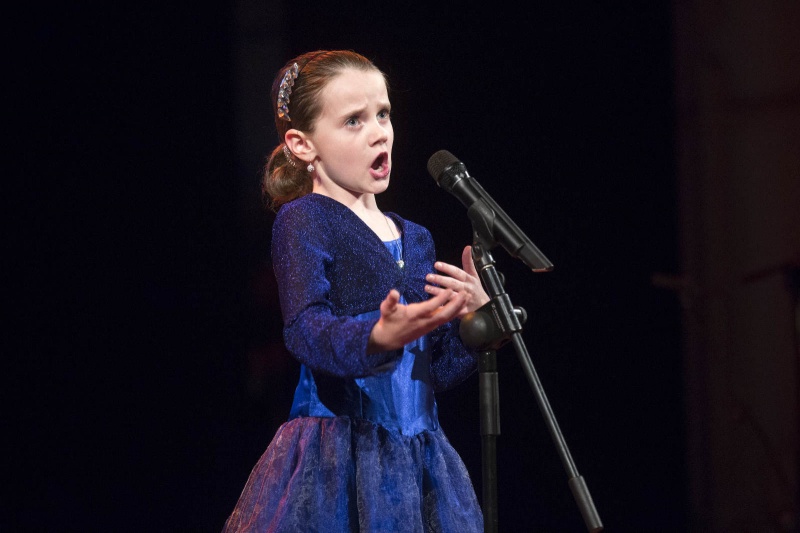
[12, 1, 684, 531]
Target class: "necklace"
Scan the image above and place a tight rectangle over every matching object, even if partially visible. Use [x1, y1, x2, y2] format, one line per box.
[383, 214, 404, 269]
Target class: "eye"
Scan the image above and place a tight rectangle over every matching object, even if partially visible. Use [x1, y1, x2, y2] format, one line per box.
[345, 116, 360, 127]
[378, 108, 391, 121]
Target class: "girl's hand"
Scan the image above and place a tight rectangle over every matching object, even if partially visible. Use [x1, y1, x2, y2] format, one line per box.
[368, 288, 466, 353]
[424, 245, 490, 317]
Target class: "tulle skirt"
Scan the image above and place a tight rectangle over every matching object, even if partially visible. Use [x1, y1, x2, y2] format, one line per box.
[223, 416, 483, 533]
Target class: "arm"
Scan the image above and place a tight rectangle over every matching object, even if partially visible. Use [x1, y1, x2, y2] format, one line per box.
[273, 206, 398, 378]
[429, 320, 479, 391]
[424, 245, 492, 391]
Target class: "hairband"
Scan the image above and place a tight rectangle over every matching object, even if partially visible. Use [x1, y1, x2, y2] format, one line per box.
[276, 52, 331, 122]
[276, 63, 299, 121]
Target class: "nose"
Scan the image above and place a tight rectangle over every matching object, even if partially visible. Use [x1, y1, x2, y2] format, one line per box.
[369, 119, 390, 146]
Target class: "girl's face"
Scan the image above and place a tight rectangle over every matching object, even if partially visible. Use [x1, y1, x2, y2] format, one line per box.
[306, 68, 393, 203]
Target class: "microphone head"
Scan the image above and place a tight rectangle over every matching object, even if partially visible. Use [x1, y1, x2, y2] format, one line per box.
[427, 150, 460, 184]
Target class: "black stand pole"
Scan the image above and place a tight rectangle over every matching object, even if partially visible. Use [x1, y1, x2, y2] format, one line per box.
[478, 349, 500, 533]
[460, 204, 603, 533]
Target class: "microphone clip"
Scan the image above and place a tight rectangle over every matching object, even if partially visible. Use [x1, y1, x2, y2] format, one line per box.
[459, 241, 527, 351]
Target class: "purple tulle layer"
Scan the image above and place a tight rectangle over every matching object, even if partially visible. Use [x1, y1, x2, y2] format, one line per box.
[223, 416, 483, 532]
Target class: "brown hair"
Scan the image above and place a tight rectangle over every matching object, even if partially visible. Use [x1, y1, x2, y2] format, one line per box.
[263, 50, 387, 209]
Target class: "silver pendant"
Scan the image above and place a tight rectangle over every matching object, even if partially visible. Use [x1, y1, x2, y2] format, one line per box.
[397, 260, 405, 269]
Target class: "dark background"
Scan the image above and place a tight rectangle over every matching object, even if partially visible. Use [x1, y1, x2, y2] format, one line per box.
[12, 1, 683, 531]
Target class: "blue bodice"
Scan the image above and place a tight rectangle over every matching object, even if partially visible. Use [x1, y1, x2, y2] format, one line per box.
[288, 238, 439, 436]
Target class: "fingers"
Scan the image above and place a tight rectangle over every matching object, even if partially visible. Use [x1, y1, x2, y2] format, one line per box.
[425, 268, 464, 292]
[372, 288, 465, 352]
[416, 287, 455, 312]
[412, 288, 464, 317]
[432, 260, 464, 281]
[434, 290, 467, 321]
[404, 289, 465, 329]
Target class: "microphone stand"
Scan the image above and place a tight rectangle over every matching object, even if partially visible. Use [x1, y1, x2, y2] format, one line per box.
[459, 203, 603, 533]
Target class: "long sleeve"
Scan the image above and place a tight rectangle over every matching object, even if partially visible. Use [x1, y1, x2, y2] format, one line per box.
[272, 200, 400, 378]
[429, 321, 479, 391]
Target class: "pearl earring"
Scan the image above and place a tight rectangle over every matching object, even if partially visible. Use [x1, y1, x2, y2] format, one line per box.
[307, 163, 315, 173]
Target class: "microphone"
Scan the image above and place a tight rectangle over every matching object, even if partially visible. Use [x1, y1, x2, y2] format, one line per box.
[427, 150, 554, 272]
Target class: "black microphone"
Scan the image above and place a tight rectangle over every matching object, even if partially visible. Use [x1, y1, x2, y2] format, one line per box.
[427, 150, 554, 272]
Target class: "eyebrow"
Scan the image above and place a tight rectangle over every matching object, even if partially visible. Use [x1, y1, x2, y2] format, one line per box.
[336, 100, 391, 120]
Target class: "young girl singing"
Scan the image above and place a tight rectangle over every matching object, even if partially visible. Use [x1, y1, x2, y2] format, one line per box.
[223, 49, 488, 533]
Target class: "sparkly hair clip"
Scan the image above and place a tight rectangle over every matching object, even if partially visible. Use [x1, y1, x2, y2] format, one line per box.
[277, 63, 299, 121]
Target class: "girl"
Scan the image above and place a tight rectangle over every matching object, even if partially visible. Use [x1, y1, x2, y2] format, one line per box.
[223, 50, 488, 533]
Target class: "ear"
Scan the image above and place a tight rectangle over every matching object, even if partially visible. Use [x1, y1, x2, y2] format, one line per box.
[284, 129, 317, 164]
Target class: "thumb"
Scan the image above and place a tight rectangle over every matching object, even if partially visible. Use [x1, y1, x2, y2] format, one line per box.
[380, 289, 400, 315]
[462, 245, 477, 275]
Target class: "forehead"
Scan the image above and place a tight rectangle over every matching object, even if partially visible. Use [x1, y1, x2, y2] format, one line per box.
[318, 69, 389, 114]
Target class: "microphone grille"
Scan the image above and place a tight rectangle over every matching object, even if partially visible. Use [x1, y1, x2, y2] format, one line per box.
[427, 150, 459, 183]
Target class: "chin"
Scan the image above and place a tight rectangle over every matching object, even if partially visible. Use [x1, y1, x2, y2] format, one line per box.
[373, 179, 391, 194]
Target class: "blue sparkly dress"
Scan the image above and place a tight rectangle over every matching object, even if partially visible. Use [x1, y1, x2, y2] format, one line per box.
[223, 193, 483, 533]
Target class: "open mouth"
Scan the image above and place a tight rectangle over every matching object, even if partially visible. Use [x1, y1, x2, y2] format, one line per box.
[370, 153, 390, 177]
[372, 153, 386, 170]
